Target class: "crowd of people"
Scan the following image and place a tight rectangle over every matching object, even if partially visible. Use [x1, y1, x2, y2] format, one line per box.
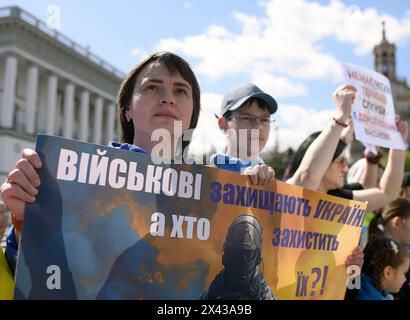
[0, 51, 409, 300]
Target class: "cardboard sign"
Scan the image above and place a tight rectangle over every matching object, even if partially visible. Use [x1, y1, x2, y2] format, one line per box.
[343, 63, 407, 150]
[14, 135, 366, 300]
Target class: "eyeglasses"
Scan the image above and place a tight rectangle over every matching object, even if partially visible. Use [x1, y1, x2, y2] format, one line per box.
[228, 114, 275, 127]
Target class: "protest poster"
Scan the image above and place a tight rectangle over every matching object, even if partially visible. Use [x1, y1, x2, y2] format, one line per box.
[343, 63, 407, 150]
[0, 250, 14, 299]
[14, 135, 367, 300]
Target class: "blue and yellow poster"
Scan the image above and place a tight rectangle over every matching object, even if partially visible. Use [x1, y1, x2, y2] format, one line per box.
[14, 135, 366, 299]
[0, 249, 14, 300]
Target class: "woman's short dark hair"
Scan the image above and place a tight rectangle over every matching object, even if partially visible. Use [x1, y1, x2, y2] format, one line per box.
[283, 131, 347, 180]
[117, 51, 201, 153]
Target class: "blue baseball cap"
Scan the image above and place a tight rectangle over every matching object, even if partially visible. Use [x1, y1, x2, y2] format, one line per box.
[220, 83, 278, 116]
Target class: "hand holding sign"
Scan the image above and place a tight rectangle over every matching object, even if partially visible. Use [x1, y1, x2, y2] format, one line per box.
[345, 246, 364, 268]
[343, 63, 407, 150]
[332, 84, 357, 121]
[396, 115, 409, 145]
[242, 164, 275, 185]
[0, 148, 42, 222]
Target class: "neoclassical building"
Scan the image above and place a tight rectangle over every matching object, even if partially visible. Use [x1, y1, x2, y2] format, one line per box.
[0, 6, 123, 183]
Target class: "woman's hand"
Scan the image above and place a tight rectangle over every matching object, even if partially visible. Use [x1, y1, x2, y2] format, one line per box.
[396, 115, 408, 143]
[0, 149, 42, 222]
[243, 164, 275, 185]
[345, 246, 364, 269]
[332, 84, 357, 121]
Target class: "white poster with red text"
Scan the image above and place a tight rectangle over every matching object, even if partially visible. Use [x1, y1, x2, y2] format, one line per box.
[343, 63, 407, 150]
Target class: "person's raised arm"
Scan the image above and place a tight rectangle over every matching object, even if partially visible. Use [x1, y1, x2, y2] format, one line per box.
[287, 84, 356, 190]
[341, 116, 354, 145]
[353, 116, 408, 211]
[358, 161, 378, 189]
[357, 149, 383, 189]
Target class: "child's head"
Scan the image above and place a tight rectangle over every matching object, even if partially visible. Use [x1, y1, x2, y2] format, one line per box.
[368, 197, 410, 245]
[217, 83, 277, 158]
[362, 238, 409, 293]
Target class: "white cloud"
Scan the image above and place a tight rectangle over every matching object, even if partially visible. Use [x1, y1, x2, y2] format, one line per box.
[154, 0, 410, 83]
[276, 104, 334, 131]
[149, 0, 410, 156]
[129, 48, 148, 59]
[189, 95, 335, 156]
[252, 73, 307, 98]
[184, 2, 192, 10]
[262, 104, 335, 152]
[189, 92, 226, 158]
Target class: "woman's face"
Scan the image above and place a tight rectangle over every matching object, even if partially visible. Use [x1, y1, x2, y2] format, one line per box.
[321, 153, 348, 190]
[126, 61, 194, 154]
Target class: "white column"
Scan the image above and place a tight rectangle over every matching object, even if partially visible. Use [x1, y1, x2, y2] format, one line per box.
[79, 90, 90, 141]
[1, 55, 18, 128]
[25, 65, 39, 134]
[63, 82, 75, 138]
[106, 103, 116, 143]
[93, 96, 103, 144]
[46, 74, 58, 135]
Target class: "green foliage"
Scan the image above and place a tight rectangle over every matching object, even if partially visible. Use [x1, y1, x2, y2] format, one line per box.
[379, 148, 410, 172]
[405, 150, 410, 172]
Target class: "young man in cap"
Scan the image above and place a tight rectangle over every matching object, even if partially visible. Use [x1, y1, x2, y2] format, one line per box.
[211, 83, 277, 185]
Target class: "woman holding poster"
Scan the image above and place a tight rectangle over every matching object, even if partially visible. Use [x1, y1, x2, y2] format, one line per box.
[285, 84, 408, 212]
[284, 83, 408, 276]
[0, 51, 205, 277]
[0, 52, 270, 279]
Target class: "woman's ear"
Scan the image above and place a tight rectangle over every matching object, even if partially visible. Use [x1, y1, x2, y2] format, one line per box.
[218, 116, 229, 132]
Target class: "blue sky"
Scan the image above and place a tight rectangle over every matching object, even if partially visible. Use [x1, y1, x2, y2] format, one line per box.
[2, 0, 410, 154]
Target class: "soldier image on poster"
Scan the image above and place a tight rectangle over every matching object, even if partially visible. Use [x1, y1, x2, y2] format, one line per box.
[200, 214, 275, 300]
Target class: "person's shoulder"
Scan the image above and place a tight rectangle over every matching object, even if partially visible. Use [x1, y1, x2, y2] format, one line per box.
[344, 183, 364, 191]
[108, 141, 148, 154]
[210, 153, 231, 167]
[108, 141, 123, 149]
[327, 188, 354, 200]
[210, 153, 226, 163]
[210, 153, 242, 172]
